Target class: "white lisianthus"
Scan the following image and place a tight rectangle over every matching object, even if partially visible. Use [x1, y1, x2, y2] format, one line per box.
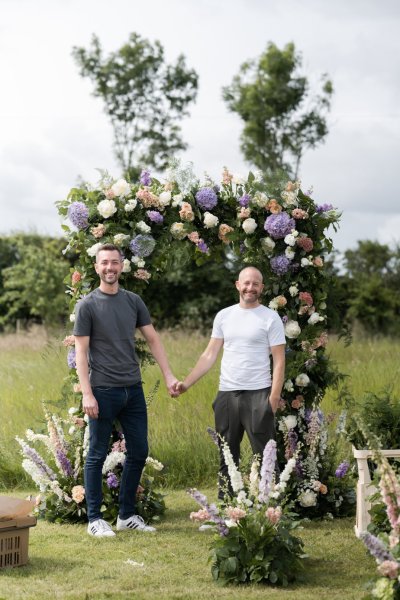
[260, 236, 275, 254]
[284, 379, 294, 392]
[113, 233, 130, 245]
[308, 312, 324, 325]
[284, 320, 301, 339]
[97, 199, 117, 219]
[285, 247, 295, 260]
[102, 451, 125, 474]
[242, 217, 257, 234]
[122, 259, 131, 273]
[301, 257, 312, 267]
[124, 199, 137, 212]
[172, 193, 184, 207]
[131, 256, 145, 268]
[284, 233, 296, 246]
[69, 313, 75, 323]
[136, 221, 151, 233]
[170, 222, 187, 240]
[111, 178, 130, 197]
[232, 173, 245, 185]
[296, 373, 310, 387]
[289, 285, 299, 297]
[159, 191, 172, 206]
[252, 191, 269, 208]
[203, 212, 219, 228]
[87, 242, 103, 257]
[299, 490, 317, 507]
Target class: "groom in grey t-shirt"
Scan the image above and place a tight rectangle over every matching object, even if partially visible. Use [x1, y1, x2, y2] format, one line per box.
[175, 266, 285, 498]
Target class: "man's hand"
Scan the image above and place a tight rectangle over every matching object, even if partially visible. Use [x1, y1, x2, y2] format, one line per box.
[175, 381, 188, 395]
[166, 376, 180, 397]
[269, 394, 281, 414]
[82, 393, 99, 419]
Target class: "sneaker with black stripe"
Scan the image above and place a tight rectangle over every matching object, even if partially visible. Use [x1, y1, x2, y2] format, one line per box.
[116, 514, 156, 532]
[87, 518, 115, 537]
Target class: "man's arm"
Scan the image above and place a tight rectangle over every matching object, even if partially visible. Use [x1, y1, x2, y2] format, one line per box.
[74, 335, 99, 419]
[177, 337, 224, 393]
[138, 324, 178, 396]
[269, 344, 286, 413]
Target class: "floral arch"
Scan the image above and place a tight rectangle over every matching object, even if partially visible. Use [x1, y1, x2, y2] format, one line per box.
[55, 159, 348, 516]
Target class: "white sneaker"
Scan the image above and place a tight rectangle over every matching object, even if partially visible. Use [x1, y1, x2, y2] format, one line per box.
[87, 518, 116, 537]
[116, 515, 156, 532]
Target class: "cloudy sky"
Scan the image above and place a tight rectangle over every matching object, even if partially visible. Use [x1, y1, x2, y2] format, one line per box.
[1, 0, 399, 252]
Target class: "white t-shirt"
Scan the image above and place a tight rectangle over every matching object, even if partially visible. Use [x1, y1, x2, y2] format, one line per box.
[211, 304, 286, 391]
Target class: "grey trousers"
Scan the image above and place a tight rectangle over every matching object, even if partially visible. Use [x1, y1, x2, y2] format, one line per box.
[212, 387, 275, 498]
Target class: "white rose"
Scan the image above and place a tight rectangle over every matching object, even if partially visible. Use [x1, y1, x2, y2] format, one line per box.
[159, 191, 172, 206]
[285, 247, 295, 260]
[232, 173, 245, 185]
[289, 285, 299, 297]
[87, 242, 103, 257]
[124, 199, 137, 212]
[242, 218, 257, 234]
[301, 257, 312, 267]
[284, 233, 296, 246]
[284, 320, 301, 339]
[131, 256, 145, 268]
[261, 236, 276, 254]
[113, 233, 129, 245]
[136, 221, 151, 233]
[284, 379, 294, 392]
[308, 312, 324, 325]
[296, 373, 310, 387]
[97, 199, 117, 219]
[172, 193, 184, 207]
[279, 415, 297, 431]
[111, 178, 131, 197]
[203, 212, 219, 228]
[299, 490, 317, 507]
[122, 259, 131, 273]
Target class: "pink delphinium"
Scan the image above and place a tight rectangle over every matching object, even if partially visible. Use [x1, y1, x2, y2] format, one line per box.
[190, 508, 211, 522]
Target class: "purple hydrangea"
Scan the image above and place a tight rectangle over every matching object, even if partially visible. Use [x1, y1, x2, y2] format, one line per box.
[146, 210, 164, 224]
[139, 169, 152, 186]
[68, 202, 89, 230]
[335, 461, 350, 478]
[129, 234, 156, 257]
[195, 187, 218, 211]
[270, 255, 291, 275]
[264, 212, 295, 239]
[238, 194, 251, 207]
[106, 472, 119, 489]
[316, 203, 334, 213]
[67, 347, 76, 369]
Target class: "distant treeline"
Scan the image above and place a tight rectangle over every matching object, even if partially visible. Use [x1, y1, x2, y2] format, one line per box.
[0, 234, 399, 336]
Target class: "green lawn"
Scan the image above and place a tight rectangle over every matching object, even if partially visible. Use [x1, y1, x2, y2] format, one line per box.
[1, 489, 374, 600]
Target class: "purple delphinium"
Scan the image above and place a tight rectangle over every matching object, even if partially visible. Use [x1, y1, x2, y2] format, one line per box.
[315, 203, 334, 213]
[264, 212, 295, 239]
[68, 202, 89, 230]
[288, 430, 298, 455]
[258, 439, 277, 503]
[146, 210, 164, 224]
[187, 488, 229, 537]
[67, 348, 76, 369]
[56, 449, 73, 477]
[197, 240, 209, 254]
[238, 194, 250, 207]
[106, 472, 119, 489]
[335, 461, 350, 478]
[139, 169, 152, 186]
[270, 255, 291, 275]
[129, 234, 156, 257]
[361, 532, 395, 563]
[18, 439, 57, 480]
[195, 187, 218, 211]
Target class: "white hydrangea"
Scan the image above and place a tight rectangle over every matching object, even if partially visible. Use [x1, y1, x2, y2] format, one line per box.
[285, 247, 295, 260]
[113, 233, 130, 245]
[124, 199, 137, 212]
[260, 236, 275, 254]
[289, 285, 299, 297]
[111, 178, 131, 197]
[296, 373, 310, 387]
[97, 199, 117, 219]
[284, 320, 301, 339]
[284, 233, 297, 246]
[299, 490, 317, 507]
[203, 212, 219, 228]
[131, 256, 145, 268]
[242, 217, 257, 234]
[136, 221, 151, 233]
[301, 257, 313, 267]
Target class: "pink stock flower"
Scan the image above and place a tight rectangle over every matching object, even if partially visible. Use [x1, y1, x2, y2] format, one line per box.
[378, 560, 399, 579]
[112, 439, 127, 453]
[72, 417, 85, 428]
[226, 506, 247, 522]
[222, 167, 233, 185]
[190, 508, 211, 522]
[136, 188, 161, 208]
[265, 506, 282, 524]
[71, 271, 81, 285]
[292, 208, 308, 219]
[134, 269, 151, 281]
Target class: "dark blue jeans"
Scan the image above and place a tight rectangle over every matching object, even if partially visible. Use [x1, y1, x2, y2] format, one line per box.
[84, 383, 148, 522]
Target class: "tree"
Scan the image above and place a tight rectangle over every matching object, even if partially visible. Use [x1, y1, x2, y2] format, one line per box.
[222, 42, 333, 178]
[72, 33, 198, 180]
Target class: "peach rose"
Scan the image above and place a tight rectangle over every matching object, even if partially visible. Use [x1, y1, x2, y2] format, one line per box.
[266, 199, 282, 214]
[90, 224, 107, 239]
[71, 485, 85, 504]
[179, 202, 195, 222]
[218, 224, 234, 243]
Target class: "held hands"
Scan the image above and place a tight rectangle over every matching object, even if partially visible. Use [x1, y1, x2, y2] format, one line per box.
[82, 393, 99, 419]
[166, 379, 188, 397]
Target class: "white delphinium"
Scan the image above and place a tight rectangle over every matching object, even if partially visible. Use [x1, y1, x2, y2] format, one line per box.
[270, 457, 297, 498]
[249, 456, 260, 498]
[221, 441, 244, 493]
[21, 459, 52, 492]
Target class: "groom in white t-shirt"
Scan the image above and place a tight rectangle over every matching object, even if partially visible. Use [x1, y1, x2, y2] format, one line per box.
[175, 266, 286, 498]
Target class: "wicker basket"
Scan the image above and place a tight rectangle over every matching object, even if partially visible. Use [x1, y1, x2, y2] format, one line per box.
[0, 516, 36, 568]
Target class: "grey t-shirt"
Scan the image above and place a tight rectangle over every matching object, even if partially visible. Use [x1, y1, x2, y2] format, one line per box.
[73, 287, 152, 387]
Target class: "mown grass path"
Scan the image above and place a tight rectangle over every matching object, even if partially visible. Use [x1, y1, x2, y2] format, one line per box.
[1, 489, 374, 600]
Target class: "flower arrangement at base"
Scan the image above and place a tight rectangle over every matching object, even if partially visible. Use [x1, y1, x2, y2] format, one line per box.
[188, 434, 305, 586]
[361, 456, 400, 599]
[16, 403, 165, 525]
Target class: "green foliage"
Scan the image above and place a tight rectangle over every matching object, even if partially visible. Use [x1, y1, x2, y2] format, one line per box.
[210, 513, 304, 586]
[222, 42, 333, 177]
[72, 33, 198, 177]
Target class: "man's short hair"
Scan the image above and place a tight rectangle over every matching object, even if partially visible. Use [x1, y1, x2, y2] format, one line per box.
[95, 244, 123, 261]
